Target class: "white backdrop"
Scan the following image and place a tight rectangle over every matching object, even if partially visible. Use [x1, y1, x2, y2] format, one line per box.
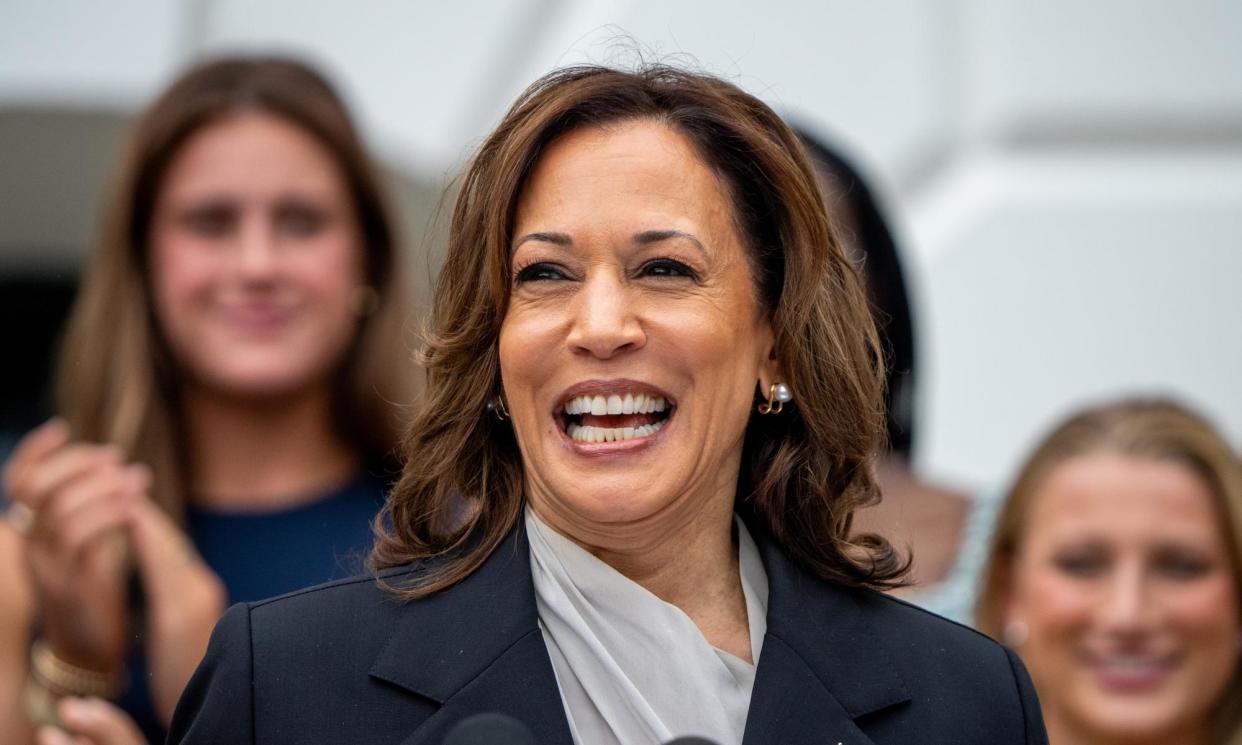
[2, 0, 1239, 490]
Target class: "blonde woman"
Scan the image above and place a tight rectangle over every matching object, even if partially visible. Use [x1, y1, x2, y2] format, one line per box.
[0, 57, 412, 745]
[976, 398, 1242, 745]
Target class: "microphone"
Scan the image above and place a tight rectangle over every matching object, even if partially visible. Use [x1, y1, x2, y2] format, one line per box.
[442, 712, 536, 745]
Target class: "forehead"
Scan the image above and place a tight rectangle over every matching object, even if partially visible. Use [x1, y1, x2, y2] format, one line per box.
[161, 113, 342, 198]
[514, 120, 736, 236]
[1023, 453, 1226, 546]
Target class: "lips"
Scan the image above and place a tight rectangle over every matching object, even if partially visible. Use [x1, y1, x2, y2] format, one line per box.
[216, 303, 296, 333]
[555, 380, 676, 446]
[1081, 649, 1179, 693]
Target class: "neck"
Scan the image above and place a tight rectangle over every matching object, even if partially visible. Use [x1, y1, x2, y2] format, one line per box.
[1044, 708, 1210, 745]
[528, 464, 752, 661]
[181, 381, 360, 511]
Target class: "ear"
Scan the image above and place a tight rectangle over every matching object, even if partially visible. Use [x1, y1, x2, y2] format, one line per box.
[996, 559, 1024, 632]
[755, 320, 783, 394]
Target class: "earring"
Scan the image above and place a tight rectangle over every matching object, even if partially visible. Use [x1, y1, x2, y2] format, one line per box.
[486, 395, 510, 421]
[757, 382, 793, 415]
[350, 285, 380, 318]
[1002, 619, 1029, 648]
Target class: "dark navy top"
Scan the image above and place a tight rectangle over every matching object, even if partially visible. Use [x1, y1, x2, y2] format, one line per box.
[120, 471, 388, 743]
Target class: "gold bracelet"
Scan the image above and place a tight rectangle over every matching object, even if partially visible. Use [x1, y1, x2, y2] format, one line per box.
[29, 639, 124, 699]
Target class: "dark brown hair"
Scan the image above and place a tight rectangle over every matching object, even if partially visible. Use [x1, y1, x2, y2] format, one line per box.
[974, 397, 1242, 745]
[57, 56, 413, 520]
[373, 64, 905, 594]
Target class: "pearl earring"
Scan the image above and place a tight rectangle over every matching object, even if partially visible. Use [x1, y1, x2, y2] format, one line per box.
[1002, 620, 1029, 648]
[486, 395, 510, 421]
[757, 382, 793, 415]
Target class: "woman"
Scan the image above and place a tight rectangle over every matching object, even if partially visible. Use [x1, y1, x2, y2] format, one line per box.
[170, 64, 1046, 745]
[0, 57, 412, 745]
[975, 398, 1242, 745]
[797, 128, 984, 621]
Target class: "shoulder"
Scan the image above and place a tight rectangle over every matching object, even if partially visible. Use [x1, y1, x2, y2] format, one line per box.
[170, 564, 438, 744]
[854, 586, 1002, 661]
[244, 564, 423, 654]
[846, 588, 1046, 742]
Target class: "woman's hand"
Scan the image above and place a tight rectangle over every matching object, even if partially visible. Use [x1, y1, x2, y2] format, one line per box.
[3, 421, 142, 675]
[128, 498, 226, 726]
[36, 698, 147, 745]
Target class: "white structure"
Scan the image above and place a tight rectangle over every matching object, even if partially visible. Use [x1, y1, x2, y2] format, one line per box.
[2, 0, 1239, 489]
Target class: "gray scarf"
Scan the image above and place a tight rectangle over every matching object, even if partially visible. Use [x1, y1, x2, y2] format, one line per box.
[526, 507, 768, 745]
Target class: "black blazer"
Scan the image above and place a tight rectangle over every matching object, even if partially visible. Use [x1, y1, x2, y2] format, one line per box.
[169, 520, 1047, 745]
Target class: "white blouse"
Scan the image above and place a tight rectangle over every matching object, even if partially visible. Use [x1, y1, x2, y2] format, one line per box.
[526, 507, 769, 745]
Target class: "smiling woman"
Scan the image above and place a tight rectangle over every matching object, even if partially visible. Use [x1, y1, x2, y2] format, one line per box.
[976, 398, 1242, 745]
[169, 65, 1048, 745]
[0, 56, 413, 745]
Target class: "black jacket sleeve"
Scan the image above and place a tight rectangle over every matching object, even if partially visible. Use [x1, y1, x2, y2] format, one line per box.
[1004, 646, 1049, 745]
[166, 602, 255, 745]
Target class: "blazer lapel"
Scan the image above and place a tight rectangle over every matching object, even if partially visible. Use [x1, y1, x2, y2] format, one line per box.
[368, 524, 575, 745]
[742, 522, 912, 745]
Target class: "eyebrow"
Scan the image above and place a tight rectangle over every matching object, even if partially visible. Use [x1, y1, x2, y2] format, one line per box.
[512, 229, 707, 258]
[512, 231, 573, 250]
[634, 229, 707, 258]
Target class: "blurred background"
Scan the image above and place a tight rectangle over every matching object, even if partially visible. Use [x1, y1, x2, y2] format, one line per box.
[2, 0, 1240, 493]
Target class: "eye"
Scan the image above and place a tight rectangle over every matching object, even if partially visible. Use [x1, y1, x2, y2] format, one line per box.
[1152, 549, 1214, 580]
[180, 205, 235, 239]
[1053, 551, 1108, 578]
[275, 202, 329, 238]
[639, 258, 697, 279]
[514, 262, 570, 283]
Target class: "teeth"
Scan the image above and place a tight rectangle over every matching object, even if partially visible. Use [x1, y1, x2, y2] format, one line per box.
[1099, 656, 1164, 669]
[561, 393, 669, 416]
[567, 419, 666, 443]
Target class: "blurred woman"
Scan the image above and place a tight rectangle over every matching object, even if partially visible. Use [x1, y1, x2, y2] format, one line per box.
[976, 398, 1242, 745]
[0, 56, 413, 745]
[170, 64, 1044, 745]
[797, 129, 982, 621]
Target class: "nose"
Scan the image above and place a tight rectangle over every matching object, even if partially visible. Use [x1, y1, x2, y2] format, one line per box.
[1097, 561, 1156, 635]
[235, 215, 279, 281]
[565, 273, 645, 359]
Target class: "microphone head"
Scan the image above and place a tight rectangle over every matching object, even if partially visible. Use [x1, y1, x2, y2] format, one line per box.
[442, 712, 536, 745]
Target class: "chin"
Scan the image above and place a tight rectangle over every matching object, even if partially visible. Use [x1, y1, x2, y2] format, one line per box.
[1074, 691, 1190, 740]
[195, 365, 326, 400]
[556, 480, 671, 524]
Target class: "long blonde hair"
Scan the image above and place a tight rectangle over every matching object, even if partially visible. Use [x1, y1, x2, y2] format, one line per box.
[975, 397, 1242, 745]
[56, 56, 413, 521]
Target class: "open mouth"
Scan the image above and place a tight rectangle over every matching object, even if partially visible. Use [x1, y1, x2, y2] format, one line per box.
[557, 389, 676, 445]
[1080, 649, 1179, 692]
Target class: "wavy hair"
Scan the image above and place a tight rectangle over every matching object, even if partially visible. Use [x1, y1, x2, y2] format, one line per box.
[373, 64, 906, 594]
[57, 56, 412, 520]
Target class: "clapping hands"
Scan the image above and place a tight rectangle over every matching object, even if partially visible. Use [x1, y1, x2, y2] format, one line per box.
[4, 420, 226, 730]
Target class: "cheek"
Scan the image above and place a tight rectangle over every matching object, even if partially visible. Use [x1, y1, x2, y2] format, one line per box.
[1016, 568, 1095, 633]
[1166, 576, 1240, 652]
[499, 307, 561, 383]
[293, 235, 365, 305]
[149, 236, 220, 325]
[653, 298, 766, 381]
